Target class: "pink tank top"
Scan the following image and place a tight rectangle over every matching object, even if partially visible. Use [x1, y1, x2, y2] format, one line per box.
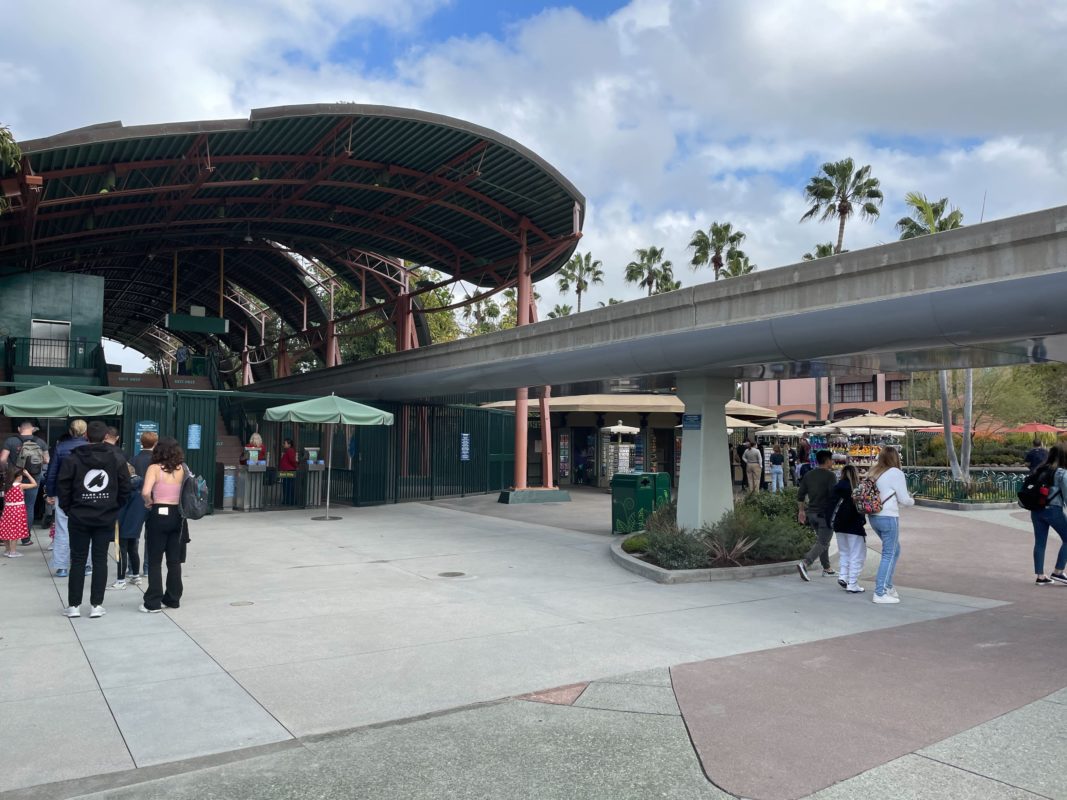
[153, 469, 183, 504]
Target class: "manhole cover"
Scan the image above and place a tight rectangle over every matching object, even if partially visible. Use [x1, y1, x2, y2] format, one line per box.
[438, 571, 466, 578]
[229, 601, 255, 606]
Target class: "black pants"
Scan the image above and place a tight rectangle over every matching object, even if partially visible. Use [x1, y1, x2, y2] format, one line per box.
[68, 524, 112, 607]
[144, 506, 184, 610]
[117, 538, 141, 580]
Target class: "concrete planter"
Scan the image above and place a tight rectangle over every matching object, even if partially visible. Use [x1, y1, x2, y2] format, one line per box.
[610, 535, 801, 585]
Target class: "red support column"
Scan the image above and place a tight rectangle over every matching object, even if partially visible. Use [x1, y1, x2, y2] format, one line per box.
[513, 227, 530, 490]
[276, 337, 291, 379]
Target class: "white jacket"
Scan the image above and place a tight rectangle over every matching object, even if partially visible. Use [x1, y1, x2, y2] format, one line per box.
[872, 467, 915, 517]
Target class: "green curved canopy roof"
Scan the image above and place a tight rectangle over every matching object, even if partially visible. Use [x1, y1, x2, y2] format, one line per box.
[0, 105, 585, 363]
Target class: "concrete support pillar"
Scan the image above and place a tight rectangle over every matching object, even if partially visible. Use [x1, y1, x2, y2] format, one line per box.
[539, 386, 554, 489]
[676, 376, 737, 530]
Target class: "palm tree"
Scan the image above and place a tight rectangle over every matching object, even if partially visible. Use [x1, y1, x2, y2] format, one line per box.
[625, 246, 672, 297]
[896, 192, 964, 239]
[800, 157, 883, 253]
[460, 298, 501, 335]
[557, 251, 604, 313]
[597, 298, 624, 307]
[898, 191, 969, 478]
[720, 252, 756, 278]
[547, 303, 573, 319]
[689, 221, 746, 280]
[802, 243, 838, 261]
[654, 263, 682, 294]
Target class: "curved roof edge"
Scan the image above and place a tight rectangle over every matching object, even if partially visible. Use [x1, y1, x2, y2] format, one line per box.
[18, 103, 586, 216]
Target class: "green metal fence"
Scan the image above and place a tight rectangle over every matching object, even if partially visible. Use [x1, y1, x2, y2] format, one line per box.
[903, 467, 1026, 504]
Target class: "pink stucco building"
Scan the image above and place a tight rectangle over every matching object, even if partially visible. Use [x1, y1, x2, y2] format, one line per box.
[743, 372, 912, 423]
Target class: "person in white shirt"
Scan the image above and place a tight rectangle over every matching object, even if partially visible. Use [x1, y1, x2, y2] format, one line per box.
[742, 442, 763, 495]
[866, 446, 915, 604]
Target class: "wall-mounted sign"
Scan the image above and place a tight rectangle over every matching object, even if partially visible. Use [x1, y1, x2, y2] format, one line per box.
[460, 432, 471, 462]
[682, 414, 702, 431]
[186, 423, 202, 451]
[134, 420, 159, 455]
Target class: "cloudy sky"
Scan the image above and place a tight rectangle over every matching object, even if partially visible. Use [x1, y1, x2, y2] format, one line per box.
[5, 0, 1067, 366]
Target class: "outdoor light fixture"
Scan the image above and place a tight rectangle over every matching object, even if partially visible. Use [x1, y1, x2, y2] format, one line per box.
[216, 204, 226, 218]
[98, 169, 116, 194]
[328, 206, 340, 222]
[243, 223, 253, 244]
[372, 168, 391, 187]
[251, 164, 261, 181]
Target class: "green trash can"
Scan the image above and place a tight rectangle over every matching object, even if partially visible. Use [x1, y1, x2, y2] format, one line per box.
[611, 472, 656, 534]
[650, 471, 672, 509]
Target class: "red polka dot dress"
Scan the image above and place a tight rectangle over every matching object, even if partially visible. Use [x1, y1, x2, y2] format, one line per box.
[0, 483, 29, 541]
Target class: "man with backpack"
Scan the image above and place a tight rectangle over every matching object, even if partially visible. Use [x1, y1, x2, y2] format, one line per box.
[1, 420, 49, 546]
[57, 421, 131, 619]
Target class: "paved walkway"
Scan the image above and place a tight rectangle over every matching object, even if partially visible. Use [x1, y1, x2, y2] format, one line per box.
[0, 496, 1063, 798]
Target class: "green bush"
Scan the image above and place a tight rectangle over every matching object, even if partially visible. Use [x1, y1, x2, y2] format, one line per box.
[622, 534, 649, 553]
[737, 487, 799, 520]
[644, 527, 709, 570]
[645, 500, 678, 535]
[700, 505, 813, 564]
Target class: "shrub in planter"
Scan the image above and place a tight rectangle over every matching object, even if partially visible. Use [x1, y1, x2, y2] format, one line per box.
[738, 488, 800, 520]
[746, 515, 814, 562]
[622, 533, 649, 554]
[646, 500, 679, 535]
[644, 527, 709, 570]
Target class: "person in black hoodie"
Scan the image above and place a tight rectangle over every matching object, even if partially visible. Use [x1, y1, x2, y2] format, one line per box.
[58, 421, 131, 619]
[827, 464, 868, 593]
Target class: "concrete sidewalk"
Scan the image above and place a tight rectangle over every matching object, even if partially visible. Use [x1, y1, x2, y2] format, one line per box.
[1, 497, 1062, 798]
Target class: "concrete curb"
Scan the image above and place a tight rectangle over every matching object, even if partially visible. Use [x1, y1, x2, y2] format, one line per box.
[915, 498, 1019, 511]
[609, 536, 801, 584]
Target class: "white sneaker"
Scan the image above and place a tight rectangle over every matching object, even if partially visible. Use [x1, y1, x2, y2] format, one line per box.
[63, 606, 81, 617]
[127, 575, 142, 586]
[873, 593, 900, 604]
[886, 587, 899, 599]
[89, 605, 106, 619]
[109, 580, 127, 590]
[846, 585, 866, 593]
[138, 604, 162, 614]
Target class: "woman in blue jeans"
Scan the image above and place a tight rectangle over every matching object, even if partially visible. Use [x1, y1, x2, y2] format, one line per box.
[866, 447, 914, 604]
[1029, 442, 1067, 586]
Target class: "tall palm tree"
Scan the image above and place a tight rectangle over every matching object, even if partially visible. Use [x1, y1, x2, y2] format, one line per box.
[557, 251, 604, 313]
[654, 262, 682, 294]
[720, 252, 756, 278]
[547, 303, 573, 319]
[802, 242, 837, 261]
[625, 246, 671, 297]
[896, 192, 964, 239]
[800, 157, 883, 253]
[898, 191, 968, 478]
[689, 221, 746, 280]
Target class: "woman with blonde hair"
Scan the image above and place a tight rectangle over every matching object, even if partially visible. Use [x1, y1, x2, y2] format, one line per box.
[866, 446, 914, 604]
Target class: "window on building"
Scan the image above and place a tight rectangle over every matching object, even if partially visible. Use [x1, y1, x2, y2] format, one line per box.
[886, 380, 909, 401]
[834, 381, 875, 403]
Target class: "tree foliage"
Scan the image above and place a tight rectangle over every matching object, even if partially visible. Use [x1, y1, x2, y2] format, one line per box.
[547, 303, 573, 318]
[625, 246, 673, 296]
[802, 242, 838, 260]
[689, 221, 746, 280]
[0, 123, 21, 215]
[801, 157, 883, 253]
[720, 252, 757, 278]
[896, 192, 964, 239]
[557, 251, 604, 312]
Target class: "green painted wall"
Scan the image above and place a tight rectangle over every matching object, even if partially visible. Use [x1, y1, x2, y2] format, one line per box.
[0, 271, 104, 341]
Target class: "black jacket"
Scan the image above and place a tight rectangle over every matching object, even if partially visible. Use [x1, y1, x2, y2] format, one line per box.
[826, 479, 866, 536]
[57, 442, 131, 527]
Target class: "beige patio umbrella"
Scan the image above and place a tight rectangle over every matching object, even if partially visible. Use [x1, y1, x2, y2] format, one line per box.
[755, 422, 802, 437]
[883, 414, 940, 428]
[725, 415, 760, 429]
[725, 399, 777, 419]
[837, 413, 929, 430]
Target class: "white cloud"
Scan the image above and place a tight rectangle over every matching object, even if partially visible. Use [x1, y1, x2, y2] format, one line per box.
[5, 0, 1067, 336]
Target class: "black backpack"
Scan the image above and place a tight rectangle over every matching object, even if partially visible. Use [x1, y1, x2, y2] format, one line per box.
[179, 464, 210, 520]
[15, 437, 46, 477]
[1018, 467, 1059, 511]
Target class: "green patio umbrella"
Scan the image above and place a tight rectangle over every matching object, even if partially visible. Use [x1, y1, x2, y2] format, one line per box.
[264, 393, 393, 520]
[0, 383, 123, 418]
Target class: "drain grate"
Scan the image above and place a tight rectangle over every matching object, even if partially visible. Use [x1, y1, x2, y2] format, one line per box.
[437, 571, 466, 578]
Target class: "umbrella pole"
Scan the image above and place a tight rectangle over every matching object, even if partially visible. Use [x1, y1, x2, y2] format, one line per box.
[313, 422, 341, 521]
